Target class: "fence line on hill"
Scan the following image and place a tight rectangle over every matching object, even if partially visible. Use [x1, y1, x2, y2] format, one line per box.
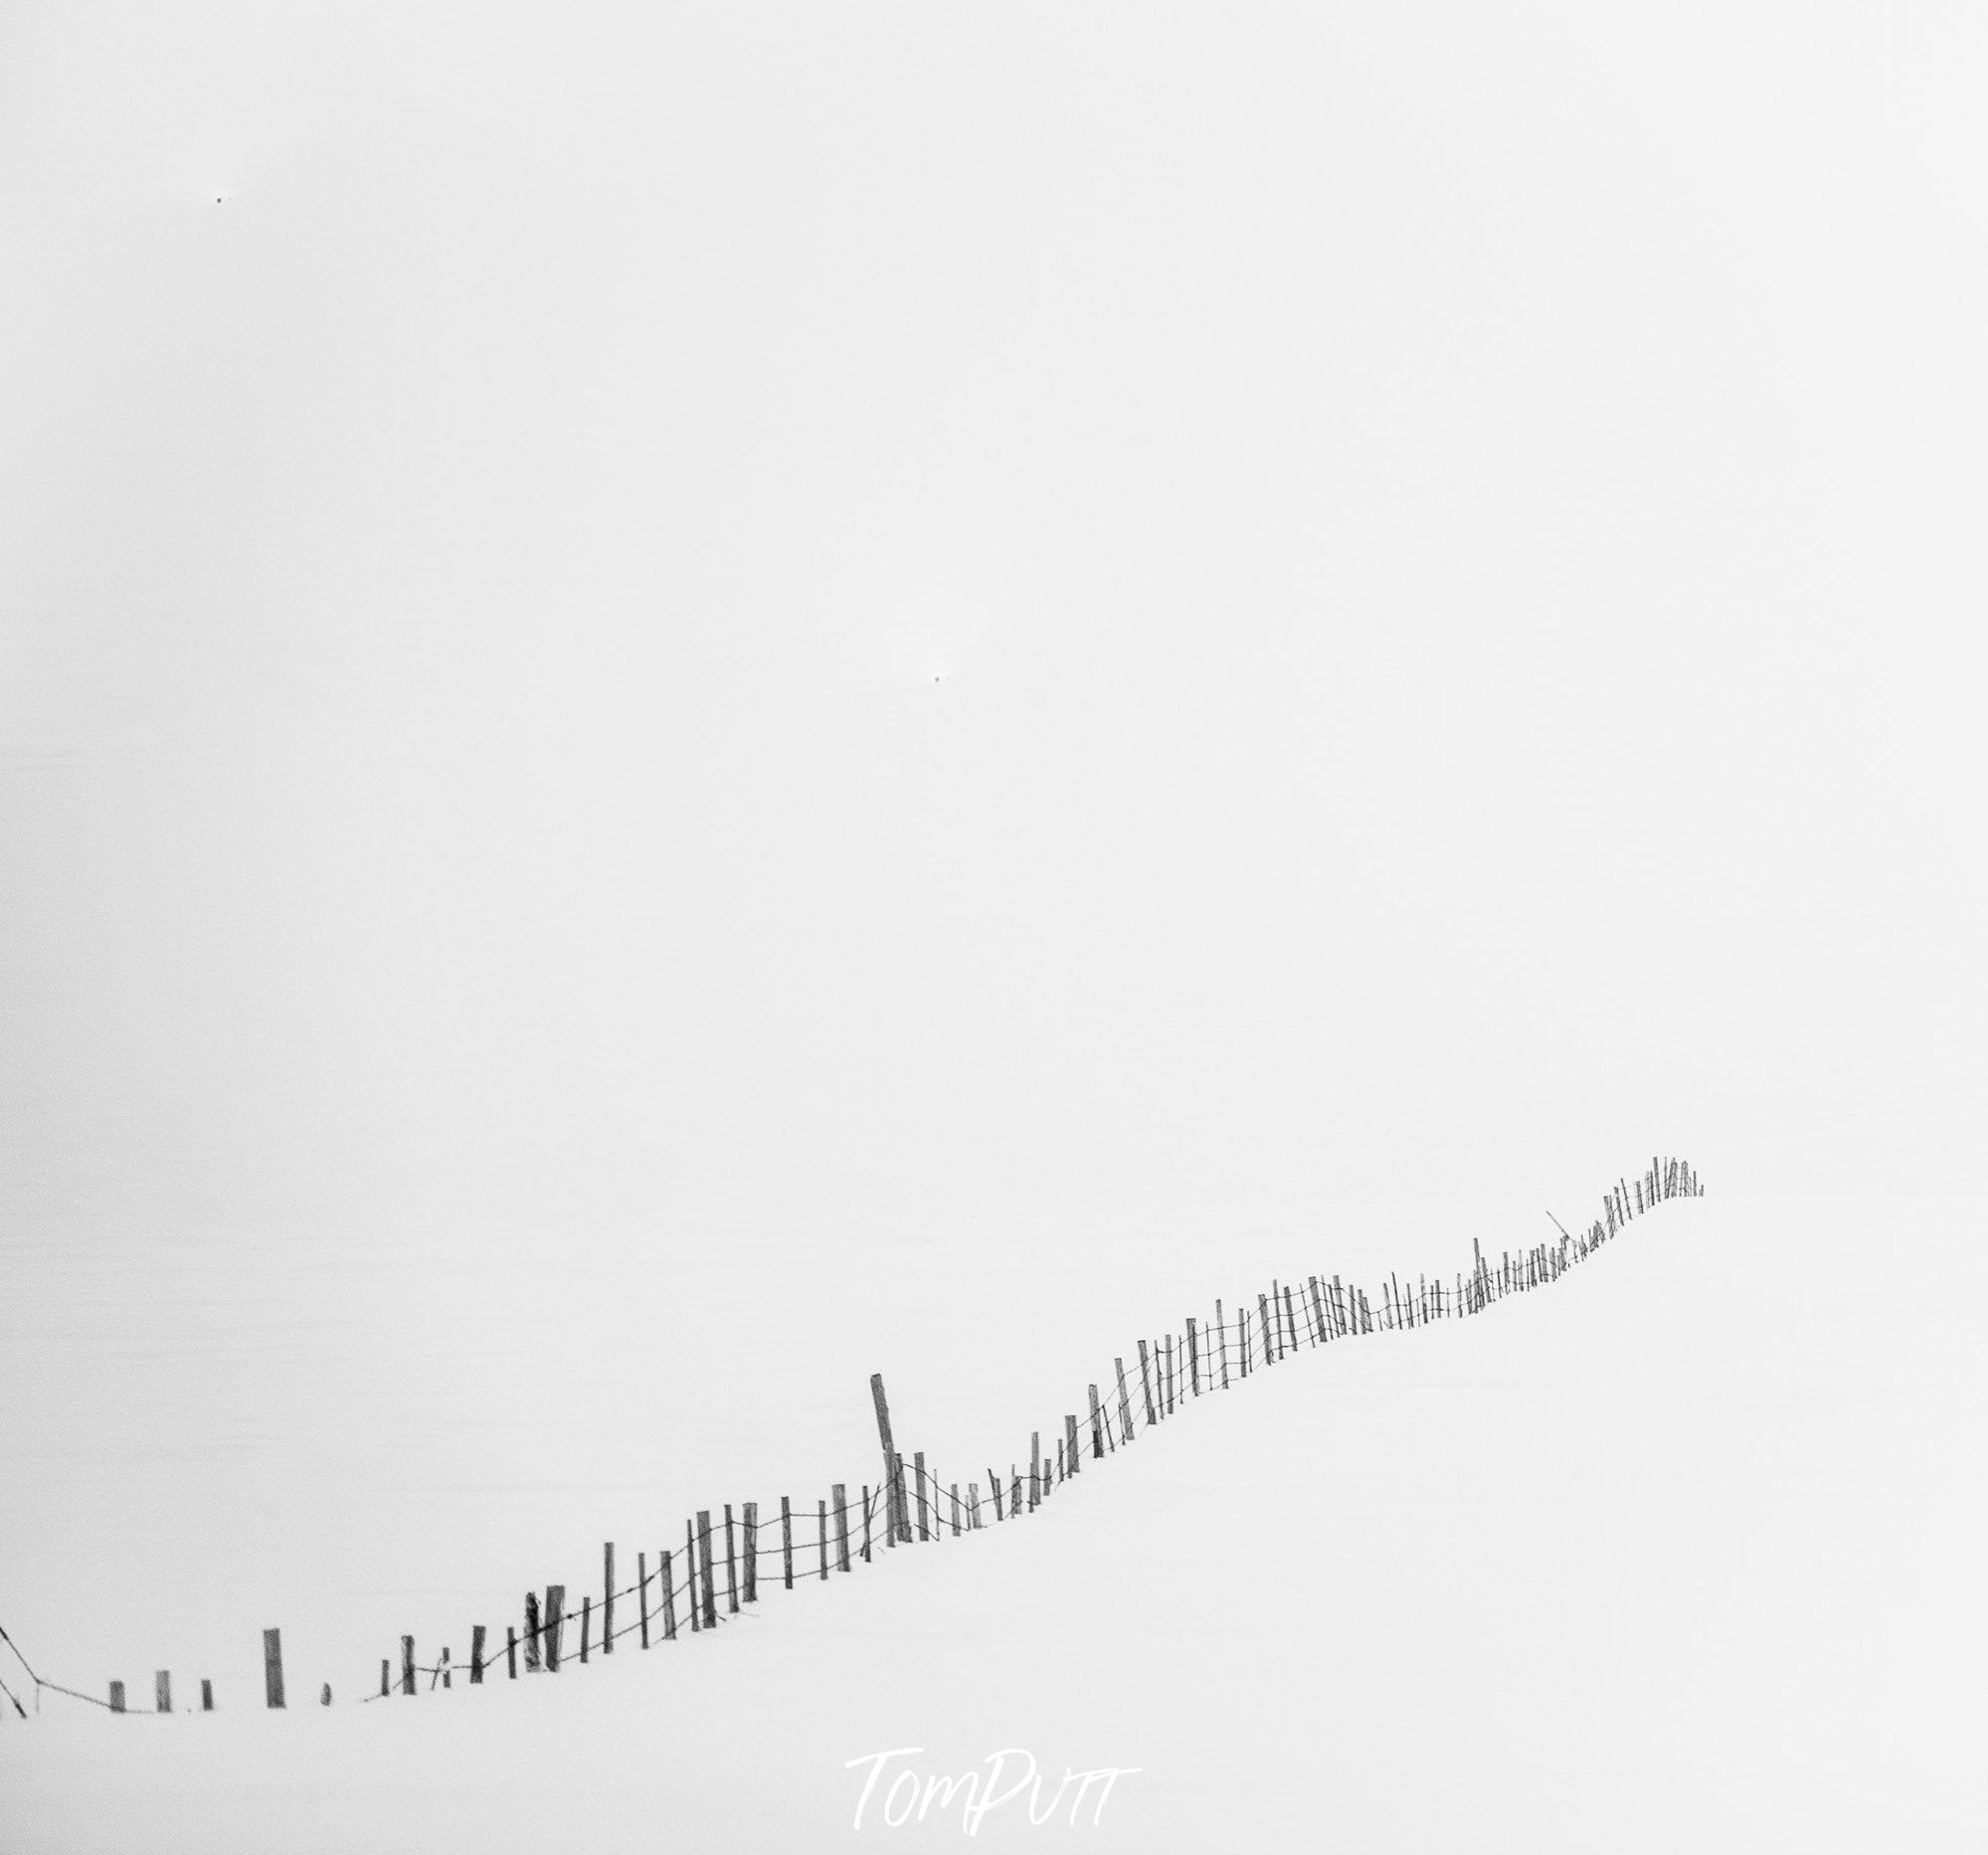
[30, 1155, 1700, 1716]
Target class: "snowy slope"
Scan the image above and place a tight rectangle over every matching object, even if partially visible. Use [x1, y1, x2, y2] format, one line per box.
[8, 1191, 1982, 1853]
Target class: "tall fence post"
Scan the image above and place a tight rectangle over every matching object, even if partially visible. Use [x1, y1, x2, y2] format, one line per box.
[870, 1374, 911, 1545]
[264, 1629, 285, 1709]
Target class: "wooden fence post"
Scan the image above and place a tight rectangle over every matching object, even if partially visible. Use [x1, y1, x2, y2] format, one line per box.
[743, 1504, 758, 1602]
[990, 1470, 1004, 1520]
[1065, 1412, 1081, 1476]
[1187, 1319, 1199, 1395]
[109, 1681, 124, 1712]
[950, 1482, 962, 1535]
[637, 1553, 650, 1646]
[440, 1646, 452, 1688]
[1215, 1303, 1229, 1387]
[660, 1552, 677, 1640]
[545, 1587, 564, 1671]
[201, 1678, 214, 1711]
[968, 1483, 982, 1529]
[263, 1629, 285, 1709]
[697, 1513, 717, 1627]
[686, 1522, 700, 1631]
[1089, 1384, 1105, 1458]
[401, 1634, 416, 1694]
[870, 1374, 911, 1545]
[470, 1624, 486, 1683]
[725, 1506, 739, 1614]
[579, 1596, 591, 1663]
[155, 1671, 171, 1714]
[603, 1543, 616, 1653]
[505, 1627, 517, 1678]
[782, 1496, 794, 1590]
[914, 1453, 930, 1540]
[1116, 1358, 1135, 1438]
[817, 1500, 828, 1580]
[1029, 1431, 1041, 1510]
[832, 1485, 851, 1572]
[523, 1591, 543, 1669]
[1137, 1341, 1157, 1424]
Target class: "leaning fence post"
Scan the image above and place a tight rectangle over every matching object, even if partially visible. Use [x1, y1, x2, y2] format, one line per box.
[743, 1504, 758, 1602]
[870, 1373, 911, 1545]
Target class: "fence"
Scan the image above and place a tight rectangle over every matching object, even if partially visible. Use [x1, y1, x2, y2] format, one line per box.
[4, 1156, 1700, 1715]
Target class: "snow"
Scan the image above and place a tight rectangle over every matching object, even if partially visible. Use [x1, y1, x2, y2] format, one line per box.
[8, 1191, 1983, 1851]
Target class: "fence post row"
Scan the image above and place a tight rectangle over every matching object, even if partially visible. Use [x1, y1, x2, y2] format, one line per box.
[228, 1162, 1694, 1712]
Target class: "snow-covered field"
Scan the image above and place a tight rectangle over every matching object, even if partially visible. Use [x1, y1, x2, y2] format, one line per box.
[8, 1189, 1983, 1851]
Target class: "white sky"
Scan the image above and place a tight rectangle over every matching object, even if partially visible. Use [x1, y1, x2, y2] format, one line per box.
[3, 0, 1985, 1246]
